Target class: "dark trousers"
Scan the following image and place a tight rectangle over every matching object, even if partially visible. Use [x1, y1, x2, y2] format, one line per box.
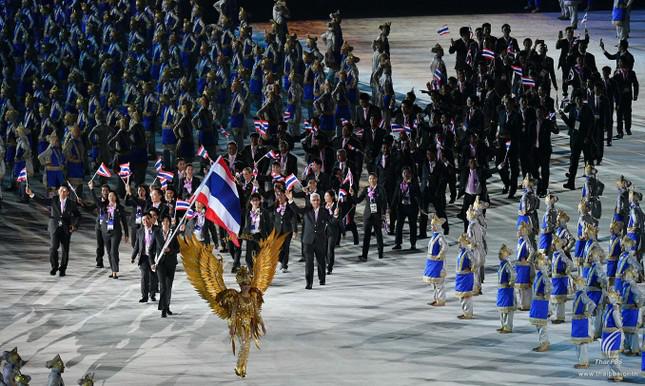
[95, 226, 104, 265]
[419, 190, 449, 236]
[607, 102, 615, 143]
[519, 144, 532, 178]
[156, 264, 176, 311]
[593, 121, 605, 162]
[326, 232, 337, 272]
[239, 238, 258, 270]
[567, 140, 592, 184]
[395, 205, 418, 248]
[616, 97, 632, 135]
[303, 242, 326, 287]
[279, 232, 292, 269]
[139, 258, 155, 299]
[535, 149, 551, 195]
[498, 152, 520, 196]
[362, 215, 384, 259]
[50, 227, 71, 271]
[229, 239, 242, 267]
[102, 231, 121, 273]
[460, 193, 477, 232]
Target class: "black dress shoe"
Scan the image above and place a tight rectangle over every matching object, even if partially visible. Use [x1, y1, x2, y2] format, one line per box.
[305, 285, 312, 290]
[409, 246, 417, 251]
[615, 133, 624, 139]
[501, 186, 509, 194]
[166, 309, 173, 315]
[113, 275, 119, 279]
[626, 129, 632, 135]
[607, 142, 612, 147]
[50, 268, 57, 276]
[151, 296, 156, 302]
[563, 182, 575, 190]
[392, 245, 402, 250]
[327, 270, 332, 275]
[139, 298, 148, 303]
[298, 258, 305, 262]
[96, 264, 104, 268]
[59, 270, 66, 277]
[108, 274, 114, 278]
[161, 310, 167, 318]
[319, 281, 325, 285]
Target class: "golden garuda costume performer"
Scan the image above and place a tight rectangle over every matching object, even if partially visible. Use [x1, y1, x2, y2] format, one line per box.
[178, 231, 288, 378]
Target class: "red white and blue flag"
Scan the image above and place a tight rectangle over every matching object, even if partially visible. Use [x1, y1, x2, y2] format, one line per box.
[265, 149, 280, 160]
[521, 76, 536, 87]
[175, 199, 191, 211]
[158, 169, 174, 182]
[391, 123, 411, 135]
[16, 167, 27, 182]
[302, 162, 313, 178]
[304, 120, 314, 132]
[254, 120, 269, 136]
[272, 172, 285, 183]
[160, 178, 169, 189]
[96, 162, 112, 178]
[433, 68, 443, 81]
[482, 49, 495, 60]
[511, 65, 523, 76]
[196, 157, 242, 247]
[219, 126, 230, 138]
[437, 25, 449, 36]
[185, 208, 198, 219]
[283, 111, 292, 121]
[119, 162, 131, 177]
[338, 188, 347, 201]
[154, 158, 164, 172]
[285, 173, 300, 191]
[507, 40, 516, 56]
[197, 145, 210, 160]
[342, 169, 354, 186]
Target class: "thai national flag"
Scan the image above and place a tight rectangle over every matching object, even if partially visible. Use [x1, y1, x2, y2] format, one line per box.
[254, 120, 269, 136]
[160, 178, 168, 189]
[283, 111, 292, 121]
[272, 172, 285, 183]
[175, 199, 191, 211]
[506, 40, 516, 56]
[265, 150, 280, 160]
[185, 208, 198, 219]
[433, 68, 443, 81]
[96, 162, 112, 178]
[285, 173, 299, 191]
[304, 120, 313, 131]
[482, 49, 495, 60]
[302, 162, 313, 178]
[196, 157, 242, 247]
[338, 188, 347, 201]
[196, 145, 209, 159]
[158, 169, 174, 181]
[118, 162, 131, 177]
[16, 167, 27, 182]
[511, 65, 523, 76]
[437, 25, 449, 36]
[521, 76, 536, 87]
[342, 169, 353, 186]
[391, 123, 404, 133]
[154, 158, 164, 172]
[219, 126, 230, 138]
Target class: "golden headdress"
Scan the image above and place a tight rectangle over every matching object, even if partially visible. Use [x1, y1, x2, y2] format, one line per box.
[236, 266, 252, 286]
[552, 234, 563, 248]
[629, 187, 642, 202]
[544, 192, 558, 206]
[499, 244, 512, 259]
[517, 221, 531, 235]
[577, 198, 589, 213]
[556, 209, 570, 224]
[522, 174, 535, 188]
[609, 221, 622, 234]
[457, 233, 472, 247]
[616, 175, 632, 189]
[606, 290, 622, 304]
[584, 163, 597, 176]
[430, 213, 446, 227]
[466, 204, 477, 221]
[573, 275, 586, 289]
[45, 354, 64, 371]
[530, 251, 549, 269]
[622, 235, 635, 248]
[13, 372, 31, 385]
[473, 195, 489, 210]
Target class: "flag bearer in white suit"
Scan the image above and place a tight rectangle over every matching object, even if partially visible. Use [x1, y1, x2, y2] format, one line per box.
[529, 252, 551, 352]
[423, 214, 448, 306]
[455, 233, 476, 319]
[497, 244, 516, 333]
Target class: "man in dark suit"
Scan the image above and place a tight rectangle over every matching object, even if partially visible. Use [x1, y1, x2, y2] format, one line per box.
[588, 82, 611, 165]
[353, 173, 388, 261]
[277, 140, 298, 177]
[27, 185, 81, 277]
[304, 159, 331, 193]
[271, 187, 296, 272]
[559, 92, 594, 190]
[497, 95, 522, 198]
[613, 58, 639, 138]
[153, 215, 179, 318]
[88, 182, 110, 267]
[419, 149, 449, 237]
[355, 92, 380, 131]
[131, 213, 158, 303]
[287, 190, 338, 290]
[375, 141, 398, 234]
[362, 115, 386, 174]
[601, 66, 618, 145]
[530, 106, 559, 197]
[392, 167, 421, 250]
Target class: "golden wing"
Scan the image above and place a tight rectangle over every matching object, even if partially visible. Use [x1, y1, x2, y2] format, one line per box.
[179, 235, 232, 320]
[251, 230, 289, 293]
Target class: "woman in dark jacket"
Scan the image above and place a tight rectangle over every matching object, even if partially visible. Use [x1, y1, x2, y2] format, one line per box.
[102, 191, 129, 279]
[324, 190, 340, 274]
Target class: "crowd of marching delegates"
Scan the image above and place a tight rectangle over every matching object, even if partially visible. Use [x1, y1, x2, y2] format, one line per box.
[0, 0, 643, 368]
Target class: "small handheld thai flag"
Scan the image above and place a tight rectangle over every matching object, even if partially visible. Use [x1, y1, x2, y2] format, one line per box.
[272, 172, 285, 183]
[185, 208, 198, 219]
[511, 65, 523, 76]
[505, 140, 511, 151]
[283, 111, 292, 121]
[158, 169, 174, 182]
[175, 199, 191, 211]
[160, 178, 168, 190]
[197, 145, 210, 160]
[482, 49, 495, 60]
[304, 120, 313, 131]
[219, 126, 230, 138]
[547, 111, 557, 121]
[302, 162, 313, 178]
[96, 162, 112, 178]
[338, 188, 347, 201]
[265, 150, 280, 160]
[16, 167, 28, 182]
[154, 158, 164, 172]
[437, 25, 449, 36]
[285, 173, 299, 191]
[521, 76, 536, 87]
[342, 169, 353, 186]
[581, 12, 588, 24]
[118, 162, 131, 177]
[254, 120, 269, 136]
[391, 123, 404, 133]
[506, 40, 516, 56]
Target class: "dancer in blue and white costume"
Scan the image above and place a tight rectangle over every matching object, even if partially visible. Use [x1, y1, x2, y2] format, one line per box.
[581, 164, 604, 220]
[607, 221, 623, 288]
[555, 209, 575, 257]
[515, 222, 535, 311]
[583, 243, 606, 341]
[455, 233, 475, 319]
[602, 290, 624, 382]
[466, 205, 486, 294]
[539, 193, 558, 257]
[517, 175, 540, 242]
[574, 199, 597, 275]
[529, 252, 551, 352]
[423, 214, 448, 307]
[615, 237, 641, 294]
[497, 244, 516, 333]
[620, 265, 642, 356]
[571, 276, 595, 369]
[551, 235, 573, 324]
[627, 189, 644, 264]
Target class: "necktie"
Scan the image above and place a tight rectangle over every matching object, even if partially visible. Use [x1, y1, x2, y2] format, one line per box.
[60, 199, 65, 214]
[314, 209, 318, 222]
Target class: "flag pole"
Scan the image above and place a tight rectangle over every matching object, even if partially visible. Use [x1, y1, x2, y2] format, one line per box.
[155, 157, 219, 265]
